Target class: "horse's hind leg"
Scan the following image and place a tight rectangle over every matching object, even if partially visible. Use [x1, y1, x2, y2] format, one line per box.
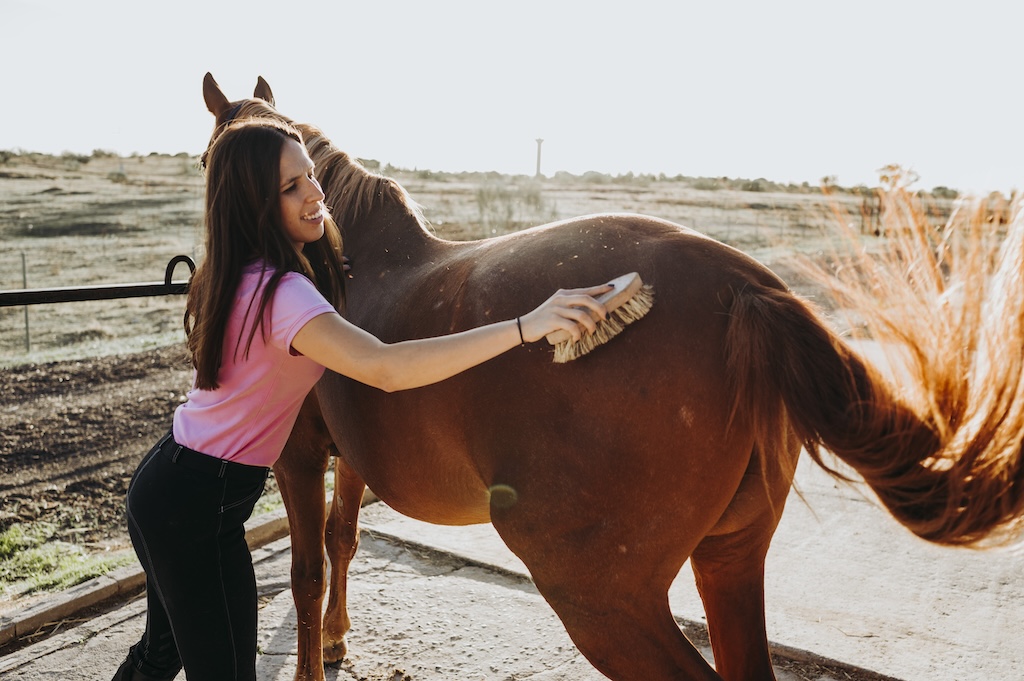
[690, 524, 777, 681]
[524, 559, 721, 680]
[321, 455, 366, 664]
[689, 444, 796, 681]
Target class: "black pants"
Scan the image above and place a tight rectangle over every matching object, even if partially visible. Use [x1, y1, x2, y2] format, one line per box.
[123, 431, 269, 681]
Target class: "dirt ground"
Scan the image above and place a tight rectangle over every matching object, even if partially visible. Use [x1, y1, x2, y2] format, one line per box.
[0, 343, 192, 551]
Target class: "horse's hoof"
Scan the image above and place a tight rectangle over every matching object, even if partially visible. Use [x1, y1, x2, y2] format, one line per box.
[323, 637, 348, 664]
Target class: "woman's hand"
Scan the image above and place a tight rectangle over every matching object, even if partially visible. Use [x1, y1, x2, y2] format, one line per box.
[518, 284, 614, 343]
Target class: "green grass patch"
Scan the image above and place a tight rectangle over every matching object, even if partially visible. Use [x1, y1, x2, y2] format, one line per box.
[0, 472, 333, 600]
[252, 488, 284, 517]
[0, 523, 135, 598]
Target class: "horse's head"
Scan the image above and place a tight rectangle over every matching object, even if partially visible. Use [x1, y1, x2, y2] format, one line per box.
[201, 72, 286, 167]
[200, 73, 425, 249]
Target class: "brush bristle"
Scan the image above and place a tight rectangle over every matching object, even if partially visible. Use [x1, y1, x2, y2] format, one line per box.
[552, 284, 654, 363]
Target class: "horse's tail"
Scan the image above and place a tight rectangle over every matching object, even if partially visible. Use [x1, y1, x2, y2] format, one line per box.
[726, 191, 1024, 547]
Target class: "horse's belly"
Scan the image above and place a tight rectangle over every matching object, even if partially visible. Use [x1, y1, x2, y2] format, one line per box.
[319, 382, 494, 525]
[360, 451, 493, 525]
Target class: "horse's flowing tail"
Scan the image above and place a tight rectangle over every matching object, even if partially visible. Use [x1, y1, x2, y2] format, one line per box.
[727, 190, 1024, 547]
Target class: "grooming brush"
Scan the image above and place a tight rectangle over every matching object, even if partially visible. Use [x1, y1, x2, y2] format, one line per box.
[546, 272, 654, 363]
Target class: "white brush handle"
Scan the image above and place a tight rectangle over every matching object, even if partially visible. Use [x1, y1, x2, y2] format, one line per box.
[545, 272, 643, 345]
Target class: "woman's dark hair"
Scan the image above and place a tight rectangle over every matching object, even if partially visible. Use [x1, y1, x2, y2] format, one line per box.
[186, 118, 345, 389]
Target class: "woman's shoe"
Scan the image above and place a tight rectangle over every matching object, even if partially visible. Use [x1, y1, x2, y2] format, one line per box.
[110, 656, 174, 681]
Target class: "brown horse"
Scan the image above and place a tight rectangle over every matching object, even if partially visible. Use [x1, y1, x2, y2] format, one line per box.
[202, 74, 1024, 681]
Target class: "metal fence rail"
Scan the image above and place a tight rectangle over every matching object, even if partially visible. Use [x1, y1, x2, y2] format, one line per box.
[0, 255, 194, 308]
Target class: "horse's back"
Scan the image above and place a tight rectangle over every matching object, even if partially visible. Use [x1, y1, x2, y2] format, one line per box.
[436, 213, 788, 334]
[470, 213, 785, 291]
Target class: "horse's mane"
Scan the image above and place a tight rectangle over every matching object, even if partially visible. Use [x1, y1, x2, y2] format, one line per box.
[232, 99, 425, 231]
[298, 123, 426, 232]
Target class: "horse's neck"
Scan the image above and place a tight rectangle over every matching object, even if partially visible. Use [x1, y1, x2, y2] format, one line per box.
[344, 199, 444, 270]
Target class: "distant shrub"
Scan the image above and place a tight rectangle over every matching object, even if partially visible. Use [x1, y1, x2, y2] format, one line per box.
[690, 177, 723, 191]
[0, 150, 13, 165]
[476, 183, 516, 228]
[91, 149, 119, 159]
[931, 186, 959, 200]
[475, 180, 552, 234]
[107, 171, 128, 183]
[61, 151, 90, 166]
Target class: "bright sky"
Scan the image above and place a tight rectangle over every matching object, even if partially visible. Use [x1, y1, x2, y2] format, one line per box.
[2, 0, 1020, 194]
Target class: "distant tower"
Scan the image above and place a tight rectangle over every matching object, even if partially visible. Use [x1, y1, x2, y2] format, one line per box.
[535, 138, 544, 177]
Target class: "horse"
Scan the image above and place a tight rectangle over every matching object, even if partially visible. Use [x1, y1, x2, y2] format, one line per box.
[201, 73, 1024, 681]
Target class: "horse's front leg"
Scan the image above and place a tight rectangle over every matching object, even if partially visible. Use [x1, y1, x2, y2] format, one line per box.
[321, 455, 366, 663]
[274, 393, 334, 681]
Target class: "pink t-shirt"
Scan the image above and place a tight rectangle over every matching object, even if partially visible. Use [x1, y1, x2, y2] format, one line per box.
[172, 263, 337, 467]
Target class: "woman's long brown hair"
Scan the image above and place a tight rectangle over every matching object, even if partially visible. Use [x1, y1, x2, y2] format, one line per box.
[186, 119, 345, 390]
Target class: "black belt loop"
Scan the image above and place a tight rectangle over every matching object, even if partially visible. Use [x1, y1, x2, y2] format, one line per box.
[160, 431, 267, 482]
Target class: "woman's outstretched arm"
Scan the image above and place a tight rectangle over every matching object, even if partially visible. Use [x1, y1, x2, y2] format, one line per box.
[291, 284, 612, 392]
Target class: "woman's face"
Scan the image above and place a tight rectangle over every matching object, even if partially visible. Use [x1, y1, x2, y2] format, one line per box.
[278, 138, 326, 251]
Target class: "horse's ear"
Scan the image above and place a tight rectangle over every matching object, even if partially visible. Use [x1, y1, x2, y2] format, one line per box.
[254, 76, 275, 107]
[203, 72, 232, 118]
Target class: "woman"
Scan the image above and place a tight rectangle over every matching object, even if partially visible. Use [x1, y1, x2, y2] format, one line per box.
[112, 118, 610, 681]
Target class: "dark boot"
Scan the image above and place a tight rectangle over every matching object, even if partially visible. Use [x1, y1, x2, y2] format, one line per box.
[110, 655, 177, 681]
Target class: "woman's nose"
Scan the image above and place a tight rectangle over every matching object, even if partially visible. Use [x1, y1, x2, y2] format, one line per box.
[306, 177, 325, 201]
